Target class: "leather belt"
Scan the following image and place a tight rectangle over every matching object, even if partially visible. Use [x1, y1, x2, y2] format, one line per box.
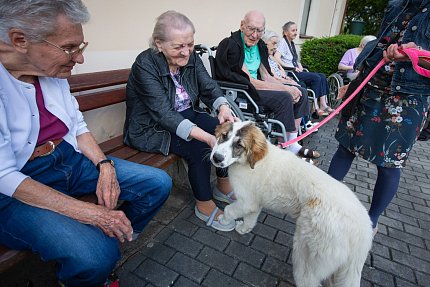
[29, 139, 63, 161]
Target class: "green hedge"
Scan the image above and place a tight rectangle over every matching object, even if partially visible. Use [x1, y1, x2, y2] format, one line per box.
[300, 34, 362, 76]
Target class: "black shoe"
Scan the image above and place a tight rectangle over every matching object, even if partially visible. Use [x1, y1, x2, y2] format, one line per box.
[311, 111, 319, 120]
[418, 129, 430, 141]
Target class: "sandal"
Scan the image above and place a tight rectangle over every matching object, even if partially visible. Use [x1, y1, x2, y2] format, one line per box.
[323, 106, 334, 113]
[302, 157, 319, 166]
[297, 147, 320, 159]
[213, 186, 236, 204]
[316, 109, 329, 117]
[194, 206, 235, 232]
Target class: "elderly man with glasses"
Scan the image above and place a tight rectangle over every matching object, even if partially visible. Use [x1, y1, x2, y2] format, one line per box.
[0, 0, 171, 286]
[215, 10, 320, 160]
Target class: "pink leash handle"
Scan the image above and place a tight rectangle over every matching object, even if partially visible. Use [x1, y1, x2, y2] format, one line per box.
[278, 59, 386, 149]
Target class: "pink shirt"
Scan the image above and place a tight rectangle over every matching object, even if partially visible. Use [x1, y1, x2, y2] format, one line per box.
[34, 78, 68, 145]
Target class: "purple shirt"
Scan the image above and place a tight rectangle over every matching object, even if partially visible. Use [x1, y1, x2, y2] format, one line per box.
[34, 78, 68, 145]
[339, 48, 359, 73]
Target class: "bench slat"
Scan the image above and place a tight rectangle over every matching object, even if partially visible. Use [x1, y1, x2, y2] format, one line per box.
[69, 69, 130, 93]
[75, 88, 126, 112]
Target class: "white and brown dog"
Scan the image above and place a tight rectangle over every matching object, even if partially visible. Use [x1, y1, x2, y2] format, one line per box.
[210, 121, 373, 287]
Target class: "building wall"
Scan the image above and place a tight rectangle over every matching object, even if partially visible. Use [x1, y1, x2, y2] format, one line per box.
[77, 0, 346, 142]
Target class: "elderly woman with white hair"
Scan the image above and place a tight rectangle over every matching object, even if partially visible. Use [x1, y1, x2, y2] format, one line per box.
[338, 35, 377, 80]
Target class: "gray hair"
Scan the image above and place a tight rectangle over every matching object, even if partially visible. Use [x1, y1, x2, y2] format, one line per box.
[262, 30, 279, 43]
[150, 10, 195, 51]
[282, 21, 296, 33]
[0, 0, 90, 44]
[359, 35, 377, 48]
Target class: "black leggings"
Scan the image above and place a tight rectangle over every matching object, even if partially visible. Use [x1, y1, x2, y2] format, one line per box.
[169, 109, 227, 201]
[328, 145, 401, 228]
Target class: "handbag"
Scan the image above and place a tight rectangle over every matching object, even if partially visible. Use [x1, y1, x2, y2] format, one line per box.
[340, 75, 364, 117]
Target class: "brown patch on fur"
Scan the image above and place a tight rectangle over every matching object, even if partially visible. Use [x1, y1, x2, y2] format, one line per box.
[239, 123, 268, 169]
[215, 122, 233, 143]
[306, 198, 321, 208]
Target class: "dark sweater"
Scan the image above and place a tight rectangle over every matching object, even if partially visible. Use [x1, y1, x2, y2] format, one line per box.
[215, 30, 272, 100]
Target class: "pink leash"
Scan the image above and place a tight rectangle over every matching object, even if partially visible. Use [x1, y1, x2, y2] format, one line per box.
[278, 47, 430, 149]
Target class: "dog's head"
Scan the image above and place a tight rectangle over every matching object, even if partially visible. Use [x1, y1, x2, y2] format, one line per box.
[210, 121, 268, 169]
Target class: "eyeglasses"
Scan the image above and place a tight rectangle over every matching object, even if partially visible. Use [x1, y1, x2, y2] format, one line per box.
[244, 25, 265, 36]
[43, 39, 88, 59]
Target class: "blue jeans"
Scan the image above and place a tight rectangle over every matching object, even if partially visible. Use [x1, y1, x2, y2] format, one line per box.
[0, 141, 171, 286]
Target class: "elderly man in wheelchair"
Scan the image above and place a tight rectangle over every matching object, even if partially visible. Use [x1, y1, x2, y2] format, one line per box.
[214, 10, 320, 161]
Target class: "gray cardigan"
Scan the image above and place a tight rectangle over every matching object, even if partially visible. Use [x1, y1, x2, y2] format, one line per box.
[124, 48, 227, 155]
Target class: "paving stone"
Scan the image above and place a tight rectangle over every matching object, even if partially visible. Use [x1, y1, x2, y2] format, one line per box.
[362, 265, 395, 287]
[167, 217, 199, 237]
[166, 253, 210, 284]
[165, 232, 203, 258]
[416, 271, 430, 287]
[378, 216, 405, 231]
[264, 215, 295, 235]
[134, 258, 178, 287]
[202, 269, 248, 287]
[251, 222, 277, 240]
[192, 228, 230, 251]
[370, 241, 391, 259]
[274, 230, 293, 248]
[251, 236, 290, 261]
[233, 262, 278, 287]
[404, 224, 430, 241]
[172, 276, 200, 287]
[121, 251, 147, 272]
[409, 245, 430, 263]
[388, 227, 426, 248]
[218, 229, 254, 246]
[196, 246, 239, 275]
[261, 256, 294, 282]
[385, 209, 419, 228]
[225, 241, 265, 268]
[391, 249, 430, 274]
[395, 278, 420, 287]
[399, 206, 430, 223]
[116, 269, 148, 287]
[373, 254, 415, 282]
[140, 242, 175, 265]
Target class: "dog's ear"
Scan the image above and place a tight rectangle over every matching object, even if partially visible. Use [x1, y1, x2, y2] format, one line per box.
[242, 124, 268, 169]
[215, 122, 233, 141]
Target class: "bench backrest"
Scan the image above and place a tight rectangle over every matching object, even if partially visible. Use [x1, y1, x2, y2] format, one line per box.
[68, 68, 130, 111]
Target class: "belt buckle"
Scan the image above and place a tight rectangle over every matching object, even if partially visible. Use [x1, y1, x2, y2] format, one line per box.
[40, 140, 56, 157]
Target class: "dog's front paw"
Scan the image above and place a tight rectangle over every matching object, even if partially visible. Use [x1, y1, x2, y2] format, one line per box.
[219, 214, 232, 225]
[235, 220, 253, 234]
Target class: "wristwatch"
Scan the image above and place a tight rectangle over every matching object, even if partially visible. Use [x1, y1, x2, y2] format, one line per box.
[96, 159, 115, 171]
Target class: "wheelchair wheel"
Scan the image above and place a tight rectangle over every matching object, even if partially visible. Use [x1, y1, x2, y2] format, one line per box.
[327, 73, 344, 108]
[225, 97, 246, 121]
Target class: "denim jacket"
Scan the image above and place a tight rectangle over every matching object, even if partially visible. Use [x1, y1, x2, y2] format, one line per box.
[355, 0, 430, 95]
[124, 48, 227, 155]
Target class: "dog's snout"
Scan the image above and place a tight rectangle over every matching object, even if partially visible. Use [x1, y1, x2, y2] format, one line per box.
[212, 152, 225, 164]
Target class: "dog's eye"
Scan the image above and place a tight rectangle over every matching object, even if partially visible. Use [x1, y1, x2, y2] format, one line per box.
[234, 141, 243, 149]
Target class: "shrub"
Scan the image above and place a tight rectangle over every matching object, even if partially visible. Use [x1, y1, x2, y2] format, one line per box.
[300, 34, 362, 76]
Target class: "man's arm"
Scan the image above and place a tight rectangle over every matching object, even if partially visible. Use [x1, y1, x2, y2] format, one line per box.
[13, 177, 133, 242]
[242, 64, 302, 102]
[77, 132, 120, 210]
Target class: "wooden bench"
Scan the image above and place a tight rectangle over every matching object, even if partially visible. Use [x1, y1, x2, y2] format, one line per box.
[0, 68, 180, 274]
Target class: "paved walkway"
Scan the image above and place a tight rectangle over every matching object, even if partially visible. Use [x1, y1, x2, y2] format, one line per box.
[115, 118, 430, 287]
[4, 117, 429, 287]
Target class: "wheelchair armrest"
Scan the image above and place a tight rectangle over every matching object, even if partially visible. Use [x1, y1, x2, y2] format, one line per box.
[216, 80, 248, 90]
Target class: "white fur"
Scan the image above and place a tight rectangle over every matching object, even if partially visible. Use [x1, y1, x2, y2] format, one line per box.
[210, 121, 373, 287]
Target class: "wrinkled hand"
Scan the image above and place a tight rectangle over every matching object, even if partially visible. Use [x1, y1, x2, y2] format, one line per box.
[337, 84, 349, 100]
[285, 85, 302, 103]
[91, 205, 133, 242]
[218, 104, 235, 124]
[384, 42, 418, 62]
[96, 164, 120, 210]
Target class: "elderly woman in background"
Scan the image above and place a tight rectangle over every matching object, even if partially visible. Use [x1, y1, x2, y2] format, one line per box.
[0, 0, 172, 286]
[275, 21, 333, 117]
[338, 35, 377, 80]
[124, 11, 236, 232]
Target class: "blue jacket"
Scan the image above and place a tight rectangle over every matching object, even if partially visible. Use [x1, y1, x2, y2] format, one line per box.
[355, 0, 430, 95]
[124, 48, 227, 155]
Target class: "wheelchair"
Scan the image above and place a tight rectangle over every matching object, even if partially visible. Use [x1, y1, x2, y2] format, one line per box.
[326, 70, 351, 108]
[194, 44, 288, 143]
